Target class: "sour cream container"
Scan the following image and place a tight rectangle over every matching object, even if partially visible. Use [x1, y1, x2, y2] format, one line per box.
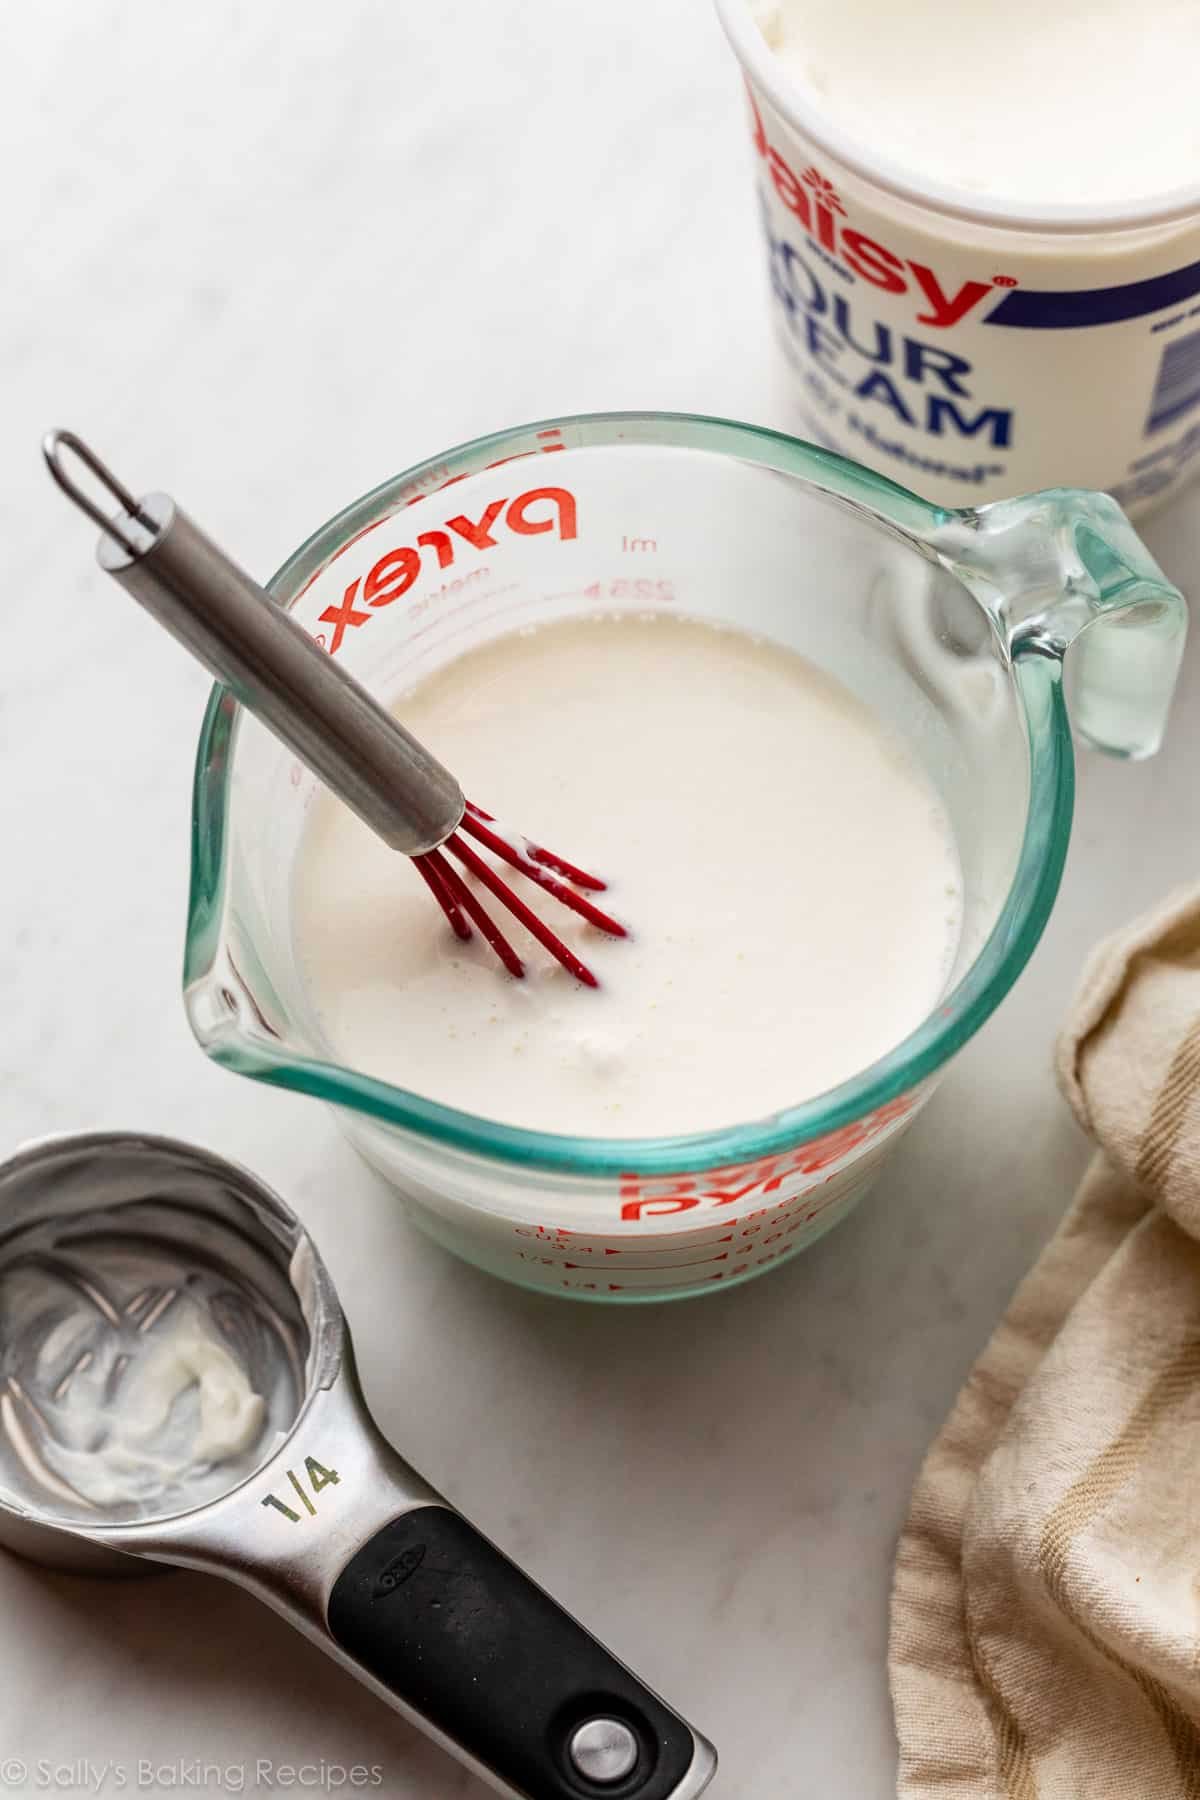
[715, 0, 1200, 515]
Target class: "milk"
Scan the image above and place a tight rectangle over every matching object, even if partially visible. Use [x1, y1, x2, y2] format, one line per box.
[292, 614, 962, 1139]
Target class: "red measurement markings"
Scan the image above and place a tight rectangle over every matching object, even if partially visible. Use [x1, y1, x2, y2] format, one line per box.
[582, 579, 675, 604]
[509, 1160, 877, 1268]
[288, 432, 568, 607]
[504, 1101, 915, 1289]
[511, 1179, 858, 1280]
[397, 433, 567, 513]
[396, 462, 451, 503]
[615, 1093, 916, 1222]
[569, 1259, 729, 1275]
[528, 1156, 888, 1290]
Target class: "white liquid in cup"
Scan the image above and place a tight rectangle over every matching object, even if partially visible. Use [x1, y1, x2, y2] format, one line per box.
[292, 614, 962, 1140]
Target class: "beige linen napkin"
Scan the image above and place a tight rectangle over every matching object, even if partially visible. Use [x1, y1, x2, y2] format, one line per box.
[890, 887, 1200, 1800]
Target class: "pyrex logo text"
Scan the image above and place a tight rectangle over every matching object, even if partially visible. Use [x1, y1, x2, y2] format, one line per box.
[318, 486, 577, 653]
[617, 1093, 914, 1220]
[746, 87, 1012, 329]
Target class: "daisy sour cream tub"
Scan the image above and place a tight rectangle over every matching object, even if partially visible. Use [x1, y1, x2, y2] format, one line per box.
[715, 0, 1200, 515]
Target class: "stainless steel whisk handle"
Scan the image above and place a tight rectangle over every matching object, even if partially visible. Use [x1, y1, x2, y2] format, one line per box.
[43, 431, 465, 857]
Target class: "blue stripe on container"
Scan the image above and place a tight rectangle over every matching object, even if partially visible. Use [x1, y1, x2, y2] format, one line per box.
[986, 259, 1200, 329]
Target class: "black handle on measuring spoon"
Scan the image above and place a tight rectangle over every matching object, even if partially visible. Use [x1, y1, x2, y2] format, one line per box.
[326, 1507, 716, 1800]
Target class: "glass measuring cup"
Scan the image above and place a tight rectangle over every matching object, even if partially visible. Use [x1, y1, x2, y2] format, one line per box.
[183, 413, 1187, 1301]
[0, 1132, 717, 1800]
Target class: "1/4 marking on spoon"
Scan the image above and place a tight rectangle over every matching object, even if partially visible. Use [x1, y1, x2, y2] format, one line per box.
[261, 1455, 341, 1522]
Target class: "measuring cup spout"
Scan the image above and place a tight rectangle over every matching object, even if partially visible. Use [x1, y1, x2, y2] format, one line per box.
[929, 488, 1187, 759]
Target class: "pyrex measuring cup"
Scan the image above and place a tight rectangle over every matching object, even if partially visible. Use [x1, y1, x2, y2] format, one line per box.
[0, 1132, 716, 1800]
[183, 412, 1186, 1301]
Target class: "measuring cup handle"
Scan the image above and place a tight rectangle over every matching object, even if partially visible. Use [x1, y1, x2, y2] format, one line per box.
[326, 1505, 716, 1800]
[930, 487, 1187, 759]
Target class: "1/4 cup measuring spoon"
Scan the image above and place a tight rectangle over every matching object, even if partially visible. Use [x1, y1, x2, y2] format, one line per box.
[44, 430, 626, 988]
[0, 1131, 717, 1800]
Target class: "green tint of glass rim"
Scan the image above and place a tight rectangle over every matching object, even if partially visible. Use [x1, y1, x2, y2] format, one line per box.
[184, 411, 1073, 1178]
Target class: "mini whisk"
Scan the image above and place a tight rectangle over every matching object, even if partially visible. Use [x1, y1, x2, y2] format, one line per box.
[45, 432, 625, 986]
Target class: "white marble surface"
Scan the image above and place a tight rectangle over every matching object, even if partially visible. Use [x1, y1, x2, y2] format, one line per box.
[3, 4, 1200, 1797]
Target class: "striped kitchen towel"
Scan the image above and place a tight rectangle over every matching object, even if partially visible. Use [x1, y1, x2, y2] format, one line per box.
[890, 886, 1200, 1800]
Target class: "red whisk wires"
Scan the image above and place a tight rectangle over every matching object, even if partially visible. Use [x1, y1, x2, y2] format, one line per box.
[413, 803, 625, 987]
